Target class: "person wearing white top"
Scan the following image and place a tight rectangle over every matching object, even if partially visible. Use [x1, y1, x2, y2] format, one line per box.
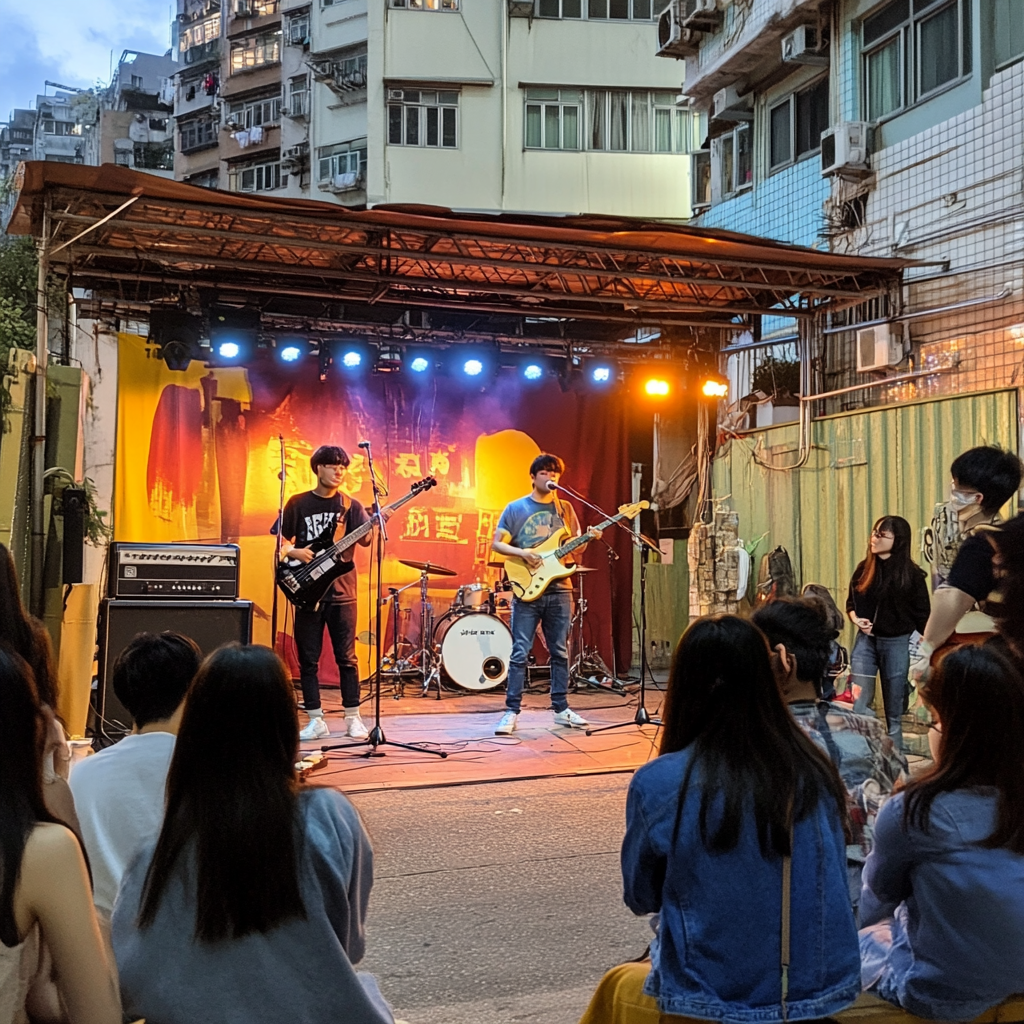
[70, 632, 201, 918]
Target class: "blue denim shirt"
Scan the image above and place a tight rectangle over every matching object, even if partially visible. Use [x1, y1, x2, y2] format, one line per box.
[622, 749, 861, 1022]
[861, 789, 1024, 1021]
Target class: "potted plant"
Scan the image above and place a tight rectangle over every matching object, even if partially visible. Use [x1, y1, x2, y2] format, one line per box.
[750, 355, 800, 428]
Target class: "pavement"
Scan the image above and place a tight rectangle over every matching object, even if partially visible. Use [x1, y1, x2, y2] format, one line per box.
[351, 773, 651, 1024]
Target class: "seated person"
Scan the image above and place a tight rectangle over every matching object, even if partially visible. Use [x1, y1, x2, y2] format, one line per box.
[0, 647, 121, 1024]
[70, 631, 200, 920]
[860, 643, 1024, 1021]
[752, 598, 907, 910]
[112, 644, 395, 1024]
[582, 616, 860, 1024]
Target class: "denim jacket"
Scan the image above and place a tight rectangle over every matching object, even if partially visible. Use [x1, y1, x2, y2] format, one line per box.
[622, 748, 861, 1022]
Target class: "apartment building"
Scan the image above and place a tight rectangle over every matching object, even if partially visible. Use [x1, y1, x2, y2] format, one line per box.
[172, 0, 695, 216]
[657, 0, 1024, 410]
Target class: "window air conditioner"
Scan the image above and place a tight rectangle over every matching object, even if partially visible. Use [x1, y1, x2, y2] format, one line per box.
[711, 84, 753, 122]
[856, 325, 902, 372]
[820, 121, 873, 176]
[781, 24, 828, 65]
[657, 1, 701, 58]
[683, 0, 722, 33]
[508, 0, 535, 15]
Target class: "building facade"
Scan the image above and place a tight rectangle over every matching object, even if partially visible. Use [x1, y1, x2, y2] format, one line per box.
[171, 0, 696, 216]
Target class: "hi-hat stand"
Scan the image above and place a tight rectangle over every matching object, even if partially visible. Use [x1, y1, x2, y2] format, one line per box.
[321, 441, 445, 760]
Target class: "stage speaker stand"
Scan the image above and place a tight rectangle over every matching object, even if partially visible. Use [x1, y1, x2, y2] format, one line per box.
[95, 599, 253, 743]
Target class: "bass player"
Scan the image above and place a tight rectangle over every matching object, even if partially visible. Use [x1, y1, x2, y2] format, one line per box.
[491, 453, 601, 735]
[280, 444, 370, 741]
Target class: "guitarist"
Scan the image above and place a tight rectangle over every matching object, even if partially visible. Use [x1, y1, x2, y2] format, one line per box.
[491, 453, 601, 736]
[280, 445, 371, 741]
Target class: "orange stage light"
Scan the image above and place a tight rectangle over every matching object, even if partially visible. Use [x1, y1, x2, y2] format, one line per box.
[644, 378, 671, 397]
[701, 379, 729, 398]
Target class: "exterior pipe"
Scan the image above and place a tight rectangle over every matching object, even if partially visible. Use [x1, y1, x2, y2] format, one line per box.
[822, 288, 1012, 335]
[30, 200, 50, 615]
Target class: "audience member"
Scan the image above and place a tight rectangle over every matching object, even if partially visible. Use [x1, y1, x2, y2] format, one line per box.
[0, 543, 78, 837]
[860, 644, 1024, 1020]
[985, 512, 1024, 668]
[912, 446, 1023, 679]
[0, 647, 121, 1024]
[846, 516, 930, 749]
[111, 643, 395, 1024]
[580, 616, 859, 1024]
[70, 631, 200, 920]
[752, 598, 907, 912]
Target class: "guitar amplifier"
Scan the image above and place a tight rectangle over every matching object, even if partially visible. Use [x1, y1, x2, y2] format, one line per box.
[107, 542, 241, 599]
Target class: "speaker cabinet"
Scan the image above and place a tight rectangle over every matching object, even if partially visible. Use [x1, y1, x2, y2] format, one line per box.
[97, 599, 253, 737]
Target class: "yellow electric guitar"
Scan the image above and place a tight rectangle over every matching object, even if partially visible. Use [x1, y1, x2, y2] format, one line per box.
[504, 501, 649, 601]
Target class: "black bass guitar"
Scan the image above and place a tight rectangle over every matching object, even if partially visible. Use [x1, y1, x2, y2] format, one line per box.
[276, 476, 436, 609]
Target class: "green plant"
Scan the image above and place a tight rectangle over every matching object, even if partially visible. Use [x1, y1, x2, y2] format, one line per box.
[751, 355, 800, 401]
[46, 469, 112, 546]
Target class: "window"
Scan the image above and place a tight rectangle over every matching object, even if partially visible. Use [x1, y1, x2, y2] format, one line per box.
[769, 76, 829, 170]
[387, 90, 459, 147]
[717, 124, 751, 195]
[134, 141, 174, 170]
[536, 0, 659, 17]
[692, 150, 711, 208]
[288, 76, 309, 117]
[862, 0, 971, 121]
[130, 74, 145, 88]
[285, 9, 310, 44]
[180, 14, 221, 55]
[180, 117, 219, 152]
[335, 51, 367, 87]
[237, 0, 280, 14]
[525, 89, 691, 151]
[40, 120, 81, 136]
[388, 0, 459, 9]
[229, 157, 286, 191]
[994, 0, 1024, 66]
[228, 93, 282, 128]
[230, 30, 282, 73]
[114, 151, 132, 167]
[318, 138, 367, 183]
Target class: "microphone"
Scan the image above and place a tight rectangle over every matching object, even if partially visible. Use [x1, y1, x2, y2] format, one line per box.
[546, 481, 561, 492]
[357, 441, 371, 449]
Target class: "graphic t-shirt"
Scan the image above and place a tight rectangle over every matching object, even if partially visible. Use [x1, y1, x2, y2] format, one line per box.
[281, 490, 370, 603]
[496, 494, 581, 591]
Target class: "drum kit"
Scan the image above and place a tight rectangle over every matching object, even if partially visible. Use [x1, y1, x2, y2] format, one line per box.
[381, 556, 605, 697]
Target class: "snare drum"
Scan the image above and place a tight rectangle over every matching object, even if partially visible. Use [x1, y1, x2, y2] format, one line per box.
[433, 611, 513, 691]
[453, 583, 493, 614]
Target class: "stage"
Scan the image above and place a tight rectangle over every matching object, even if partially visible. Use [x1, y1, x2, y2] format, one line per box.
[296, 681, 666, 793]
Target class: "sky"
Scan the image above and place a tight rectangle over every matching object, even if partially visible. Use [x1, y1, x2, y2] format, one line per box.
[0, 0, 175, 118]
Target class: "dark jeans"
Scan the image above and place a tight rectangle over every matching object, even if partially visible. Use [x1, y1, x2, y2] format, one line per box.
[293, 601, 360, 711]
[504, 590, 572, 714]
[851, 632, 910, 749]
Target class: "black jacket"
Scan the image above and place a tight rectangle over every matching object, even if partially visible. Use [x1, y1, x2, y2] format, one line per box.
[846, 557, 930, 637]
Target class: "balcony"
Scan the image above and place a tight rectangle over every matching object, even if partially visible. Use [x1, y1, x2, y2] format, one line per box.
[183, 40, 221, 66]
[308, 55, 367, 99]
[318, 169, 364, 193]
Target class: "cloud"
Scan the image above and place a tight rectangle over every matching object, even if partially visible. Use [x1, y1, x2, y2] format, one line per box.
[0, 0, 173, 114]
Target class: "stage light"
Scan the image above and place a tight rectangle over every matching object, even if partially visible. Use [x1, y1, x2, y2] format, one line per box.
[217, 340, 242, 360]
[524, 363, 543, 380]
[208, 305, 260, 365]
[644, 377, 671, 397]
[447, 344, 497, 383]
[280, 345, 302, 362]
[331, 338, 371, 375]
[701, 377, 729, 398]
[149, 309, 203, 371]
[582, 358, 618, 389]
[517, 352, 549, 384]
[410, 355, 430, 373]
[592, 366, 611, 383]
[318, 344, 332, 383]
[341, 349, 363, 369]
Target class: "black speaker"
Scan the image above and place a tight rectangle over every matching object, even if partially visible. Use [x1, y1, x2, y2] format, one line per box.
[96, 599, 253, 738]
[61, 487, 87, 585]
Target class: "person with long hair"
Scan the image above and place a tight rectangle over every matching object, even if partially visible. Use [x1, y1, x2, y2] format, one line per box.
[985, 512, 1024, 667]
[580, 616, 859, 1024]
[860, 644, 1024, 1020]
[0, 647, 121, 1024]
[111, 644, 394, 1024]
[0, 542, 79, 837]
[847, 516, 930, 749]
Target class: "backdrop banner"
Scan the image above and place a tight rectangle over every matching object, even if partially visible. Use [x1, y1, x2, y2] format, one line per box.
[114, 334, 633, 684]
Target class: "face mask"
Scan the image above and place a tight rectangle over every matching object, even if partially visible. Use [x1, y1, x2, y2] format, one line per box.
[949, 487, 981, 510]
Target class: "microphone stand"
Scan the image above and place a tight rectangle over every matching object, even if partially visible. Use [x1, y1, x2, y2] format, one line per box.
[321, 441, 445, 760]
[551, 482, 661, 736]
[270, 434, 286, 656]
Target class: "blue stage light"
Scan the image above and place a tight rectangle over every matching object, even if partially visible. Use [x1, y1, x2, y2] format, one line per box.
[523, 363, 544, 381]
[280, 344, 302, 363]
[463, 358, 484, 377]
[217, 340, 241, 360]
[591, 365, 612, 384]
[410, 355, 430, 373]
[341, 349, 363, 369]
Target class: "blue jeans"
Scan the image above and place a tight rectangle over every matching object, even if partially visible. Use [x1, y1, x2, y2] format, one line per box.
[852, 632, 910, 749]
[504, 590, 572, 714]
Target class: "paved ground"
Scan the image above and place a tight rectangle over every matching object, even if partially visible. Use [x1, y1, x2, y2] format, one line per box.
[351, 773, 652, 1024]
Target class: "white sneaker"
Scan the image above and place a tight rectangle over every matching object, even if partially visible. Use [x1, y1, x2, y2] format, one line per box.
[494, 710, 519, 735]
[553, 708, 588, 728]
[299, 716, 330, 741]
[346, 714, 369, 740]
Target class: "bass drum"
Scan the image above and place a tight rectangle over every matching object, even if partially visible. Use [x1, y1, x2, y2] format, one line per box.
[434, 611, 513, 692]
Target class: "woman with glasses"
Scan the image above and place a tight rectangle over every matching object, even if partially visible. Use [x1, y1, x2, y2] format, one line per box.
[847, 516, 930, 750]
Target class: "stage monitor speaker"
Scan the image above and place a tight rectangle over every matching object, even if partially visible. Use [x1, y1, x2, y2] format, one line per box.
[97, 599, 253, 738]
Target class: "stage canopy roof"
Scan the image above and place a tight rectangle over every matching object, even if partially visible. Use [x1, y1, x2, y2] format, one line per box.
[9, 162, 908, 341]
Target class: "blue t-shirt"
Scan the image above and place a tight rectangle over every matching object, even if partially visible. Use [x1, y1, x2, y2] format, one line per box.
[496, 495, 581, 591]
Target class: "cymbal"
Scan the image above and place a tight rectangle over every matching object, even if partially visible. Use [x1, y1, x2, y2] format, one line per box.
[398, 558, 458, 577]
